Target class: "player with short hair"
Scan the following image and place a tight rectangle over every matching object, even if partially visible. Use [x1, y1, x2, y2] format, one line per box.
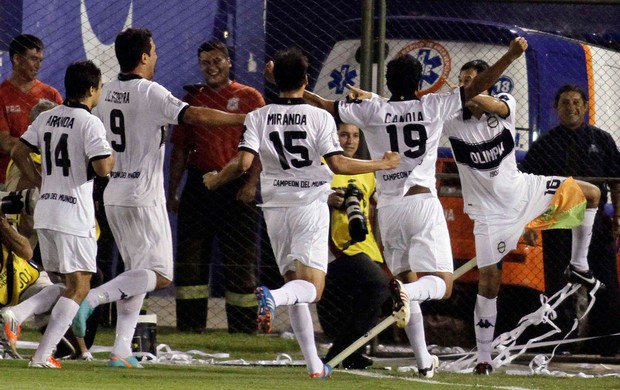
[11, 60, 114, 368]
[203, 47, 400, 378]
[71, 28, 246, 368]
[297, 37, 528, 378]
[443, 61, 602, 375]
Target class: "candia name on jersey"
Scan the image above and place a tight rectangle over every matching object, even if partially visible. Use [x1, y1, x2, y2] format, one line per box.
[443, 93, 527, 215]
[240, 98, 343, 207]
[336, 87, 464, 207]
[94, 75, 188, 206]
[20, 102, 112, 236]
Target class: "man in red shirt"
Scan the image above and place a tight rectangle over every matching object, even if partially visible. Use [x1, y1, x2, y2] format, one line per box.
[0, 34, 62, 185]
[168, 40, 265, 333]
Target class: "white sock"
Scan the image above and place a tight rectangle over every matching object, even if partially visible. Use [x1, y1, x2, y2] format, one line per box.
[11, 284, 64, 324]
[570, 208, 596, 272]
[86, 269, 157, 308]
[474, 294, 497, 364]
[112, 293, 145, 358]
[271, 280, 317, 307]
[288, 303, 323, 374]
[404, 275, 446, 301]
[32, 297, 79, 363]
[404, 301, 432, 369]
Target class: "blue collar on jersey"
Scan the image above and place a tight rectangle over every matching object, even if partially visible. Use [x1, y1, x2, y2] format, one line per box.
[274, 97, 306, 105]
[118, 73, 143, 81]
[63, 99, 91, 112]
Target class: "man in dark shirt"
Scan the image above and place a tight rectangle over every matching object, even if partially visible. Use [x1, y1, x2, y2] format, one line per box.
[520, 84, 620, 356]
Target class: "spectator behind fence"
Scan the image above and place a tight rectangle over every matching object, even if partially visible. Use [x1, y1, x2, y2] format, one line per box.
[203, 47, 399, 378]
[0, 34, 63, 186]
[520, 84, 620, 357]
[317, 123, 391, 370]
[168, 40, 265, 334]
[11, 60, 114, 368]
[70, 28, 245, 368]
[443, 65, 604, 375]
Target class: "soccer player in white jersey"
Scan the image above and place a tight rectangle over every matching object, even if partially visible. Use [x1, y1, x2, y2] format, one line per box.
[298, 37, 528, 377]
[70, 28, 246, 368]
[203, 48, 399, 379]
[443, 60, 602, 375]
[11, 60, 114, 368]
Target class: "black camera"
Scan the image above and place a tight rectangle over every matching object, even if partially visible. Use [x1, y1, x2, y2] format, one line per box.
[0, 188, 39, 216]
[343, 182, 368, 243]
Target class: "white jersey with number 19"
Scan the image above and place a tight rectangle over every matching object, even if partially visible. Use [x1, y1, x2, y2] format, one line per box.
[336, 87, 464, 207]
[94, 74, 189, 207]
[239, 97, 343, 207]
[20, 101, 112, 237]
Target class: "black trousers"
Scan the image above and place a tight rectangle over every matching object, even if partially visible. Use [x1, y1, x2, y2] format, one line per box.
[317, 253, 391, 359]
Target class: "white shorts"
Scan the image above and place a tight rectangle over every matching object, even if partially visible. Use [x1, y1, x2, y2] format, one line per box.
[471, 175, 565, 268]
[263, 198, 329, 275]
[37, 229, 97, 274]
[379, 193, 453, 275]
[105, 204, 173, 280]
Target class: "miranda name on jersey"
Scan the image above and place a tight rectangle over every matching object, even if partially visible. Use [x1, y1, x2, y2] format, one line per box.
[45, 115, 75, 129]
[267, 113, 307, 126]
[104, 90, 130, 104]
[384, 111, 424, 123]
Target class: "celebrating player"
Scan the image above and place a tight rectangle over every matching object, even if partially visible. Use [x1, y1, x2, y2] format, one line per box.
[203, 48, 399, 378]
[71, 28, 245, 368]
[11, 60, 114, 368]
[443, 63, 603, 374]
[292, 37, 528, 377]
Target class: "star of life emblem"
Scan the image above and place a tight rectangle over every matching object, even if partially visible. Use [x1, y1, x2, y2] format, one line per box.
[227, 97, 240, 111]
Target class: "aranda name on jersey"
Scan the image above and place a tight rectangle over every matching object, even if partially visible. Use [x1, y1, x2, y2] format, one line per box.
[104, 90, 130, 104]
[449, 128, 514, 171]
[45, 115, 75, 129]
[267, 113, 307, 126]
[384, 111, 424, 123]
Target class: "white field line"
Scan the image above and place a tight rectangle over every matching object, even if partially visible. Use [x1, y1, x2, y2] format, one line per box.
[339, 369, 536, 390]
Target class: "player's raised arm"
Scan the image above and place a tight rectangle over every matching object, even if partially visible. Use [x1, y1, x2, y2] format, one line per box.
[181, 106, 246, 127]
[466, 94, 510, 117]
[463, 37, 527, 101]
[325, 151, 400, 175]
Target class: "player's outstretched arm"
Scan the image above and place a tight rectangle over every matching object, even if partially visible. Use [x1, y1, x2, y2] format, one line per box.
[466, 94, 509, 117]
[303, 90, 337, 115]
[463, 37, 527, 101]
[325, 151, 399, 175]
[203, 151, 255, 190]
[11, 141, 41, 189]
[183, 106, 246, 128]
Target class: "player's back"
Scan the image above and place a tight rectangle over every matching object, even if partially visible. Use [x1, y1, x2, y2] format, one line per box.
[24, 103, 110, 236]
[241, 99, 342, 207]
[337, 88, 463, 205]
[96, 76, 186, 206]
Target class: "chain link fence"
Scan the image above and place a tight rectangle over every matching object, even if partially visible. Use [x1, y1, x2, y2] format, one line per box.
[1, 0, 619, 357]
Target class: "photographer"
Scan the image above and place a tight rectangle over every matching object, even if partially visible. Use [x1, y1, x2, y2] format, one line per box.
[317, 123, 391, 369]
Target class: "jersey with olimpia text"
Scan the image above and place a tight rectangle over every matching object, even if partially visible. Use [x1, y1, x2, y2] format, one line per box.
[336, 87, 464, 207]
[20, 101, 112, 237]
[239, 97, 343, 207]
[94, 74, 189, 207]
[443, 93, 526, 215]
